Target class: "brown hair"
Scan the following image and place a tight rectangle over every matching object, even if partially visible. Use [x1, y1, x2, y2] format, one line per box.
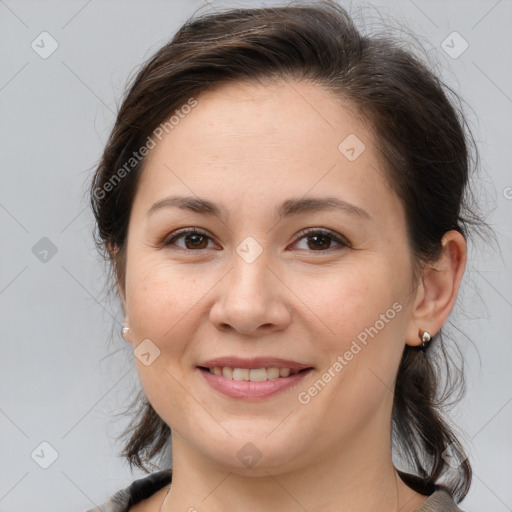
[90, 0, 486, 502]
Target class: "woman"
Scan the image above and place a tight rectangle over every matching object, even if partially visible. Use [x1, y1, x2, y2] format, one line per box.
[87, 1, 484, 510]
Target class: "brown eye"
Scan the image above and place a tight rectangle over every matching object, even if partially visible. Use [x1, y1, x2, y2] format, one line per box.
[293, 228, 350, 252]
[310, 234, 330, 250]
[165, 229, 213, 250]
[164, 227, 349, 253]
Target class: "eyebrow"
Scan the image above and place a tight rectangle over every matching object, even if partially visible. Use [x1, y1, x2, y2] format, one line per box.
[146, 195, 371, 221]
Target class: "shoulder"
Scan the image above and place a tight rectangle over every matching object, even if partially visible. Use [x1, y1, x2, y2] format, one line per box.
[398, 471, 466, 512]
[413, 486, 466, 512]
[84, 469, 173, 512]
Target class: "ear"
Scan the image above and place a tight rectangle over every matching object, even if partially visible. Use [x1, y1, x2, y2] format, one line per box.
[405, 230, 467, 347]
[108, 242, 132, 343]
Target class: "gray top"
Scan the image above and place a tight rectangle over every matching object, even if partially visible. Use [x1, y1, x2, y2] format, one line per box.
[85, 469, 465, 512]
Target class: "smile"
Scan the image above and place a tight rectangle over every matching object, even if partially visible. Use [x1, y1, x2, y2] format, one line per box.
[205, 366, 302, 381]
[198, 366, 313, 399]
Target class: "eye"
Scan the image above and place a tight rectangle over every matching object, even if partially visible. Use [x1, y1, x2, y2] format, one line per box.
[164, 228, 216, 250]
[163, 227, 350, 252]
[291, 228, 350, 252]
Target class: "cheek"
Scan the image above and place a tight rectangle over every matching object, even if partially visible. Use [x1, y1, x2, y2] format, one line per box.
[304, 261, 407, 401]
[300, 275, 405, 435]
[302, 261, 403, 342]
[125, 254, 210, 339]
[125, 247, 407, 356]
[123, 257, 205, 424]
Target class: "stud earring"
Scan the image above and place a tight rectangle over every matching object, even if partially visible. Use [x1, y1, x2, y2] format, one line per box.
[121, 326, 130, 337]
[420, 331, 431, 352]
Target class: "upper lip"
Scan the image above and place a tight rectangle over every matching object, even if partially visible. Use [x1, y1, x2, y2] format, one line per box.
[198, 357, 313, 370]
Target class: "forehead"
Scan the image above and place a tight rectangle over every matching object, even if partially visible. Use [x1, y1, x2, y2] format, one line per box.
[133, 79, 400, 223]
[156, 79, 369, 163]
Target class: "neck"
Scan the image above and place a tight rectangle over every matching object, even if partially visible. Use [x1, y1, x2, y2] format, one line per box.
[161, 421, 427, 512]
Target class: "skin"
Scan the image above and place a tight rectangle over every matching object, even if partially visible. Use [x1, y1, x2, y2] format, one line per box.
[118, 79, 467, 512]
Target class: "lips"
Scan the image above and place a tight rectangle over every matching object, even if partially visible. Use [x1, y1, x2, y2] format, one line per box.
[197, 357, 312, 371]
[197, 357, 314, 399]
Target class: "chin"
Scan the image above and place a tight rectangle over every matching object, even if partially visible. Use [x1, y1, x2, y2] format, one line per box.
[195, 430, 309, 476]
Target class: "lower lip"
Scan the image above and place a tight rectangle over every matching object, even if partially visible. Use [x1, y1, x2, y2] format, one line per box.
[198, 367, 313, 399]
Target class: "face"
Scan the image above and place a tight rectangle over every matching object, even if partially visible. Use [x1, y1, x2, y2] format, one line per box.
[121, 79, 419, 474]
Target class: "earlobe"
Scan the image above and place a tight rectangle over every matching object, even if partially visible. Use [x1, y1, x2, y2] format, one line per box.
[405, 230, 467, 347]
[121, 318, 133, 344]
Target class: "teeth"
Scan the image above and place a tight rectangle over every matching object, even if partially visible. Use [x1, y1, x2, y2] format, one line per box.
[249, 368, 267, 382]
[222, 367, 233, 379]
[232, 368, 249, 381]
[267, 367, 280, 379]
[208, 366, 302, 381]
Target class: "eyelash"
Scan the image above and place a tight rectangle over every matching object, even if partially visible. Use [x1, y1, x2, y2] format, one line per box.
[163, 227, 350, 252]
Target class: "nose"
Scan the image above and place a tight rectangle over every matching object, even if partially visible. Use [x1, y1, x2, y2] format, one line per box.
[208, 250, 292, 336]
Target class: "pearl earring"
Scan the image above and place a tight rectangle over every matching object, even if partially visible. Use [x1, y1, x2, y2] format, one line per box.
[121, 326, 130, 337]
[421, 331, 431, 351]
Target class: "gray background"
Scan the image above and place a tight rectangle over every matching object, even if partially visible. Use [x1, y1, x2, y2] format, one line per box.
[0, 0, 511, 511]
